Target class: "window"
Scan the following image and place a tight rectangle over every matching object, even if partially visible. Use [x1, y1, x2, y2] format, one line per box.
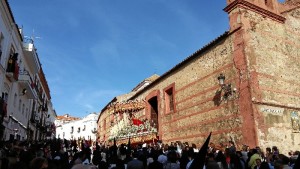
[164, 83, 175, 114]
[166, 89, 174, 112]
[7, 47, 16, 72]
[2, 92, 8, 101]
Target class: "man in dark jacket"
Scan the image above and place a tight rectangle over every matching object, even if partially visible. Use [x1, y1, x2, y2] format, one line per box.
[127, 151, 144, 169]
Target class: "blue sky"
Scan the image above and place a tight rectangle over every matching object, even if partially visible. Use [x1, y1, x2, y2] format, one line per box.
[8, 1, 229, 118]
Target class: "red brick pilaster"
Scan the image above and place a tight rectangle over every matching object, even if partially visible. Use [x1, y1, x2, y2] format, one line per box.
[233, 28, 258, 147]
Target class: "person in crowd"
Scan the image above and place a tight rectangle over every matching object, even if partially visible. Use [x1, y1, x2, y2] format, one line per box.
[148, 151, 163, 169]
[206, 153, 220, 169]
[228, 141, 236, 155]
[164, 150, 180, 169]
[259, 161, 271, 169]
[97, 152, 109, 169]
[179, 146, 191, 169]
[1, 138, 300, 169]
[191, 143, 199, 153]
[248, 149, 261, 169]
[158, 149, 168, 165]
[127, 151, 144, 169]
[186, 147, 195, 169]
[272, 147, 279, 158]
[254, 159, 262, 169]
[30, 157, 48, 169]
[265, 147, 273, 162]
[278, 154, 291, 169]
[241, 145, 249, 162]
[215, 150, 228, 169]
[230, 152, 244, 169]
[71, 164, 97, 169]
[74, 151, 87, 165]
[224, 148, 232, 169]
[236, 151, 246, 169]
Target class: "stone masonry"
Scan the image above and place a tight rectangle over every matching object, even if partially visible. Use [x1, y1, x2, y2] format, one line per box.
[97, 0, 300, 154]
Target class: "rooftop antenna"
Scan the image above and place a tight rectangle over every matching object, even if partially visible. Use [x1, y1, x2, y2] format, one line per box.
[24, 29, 42, 43]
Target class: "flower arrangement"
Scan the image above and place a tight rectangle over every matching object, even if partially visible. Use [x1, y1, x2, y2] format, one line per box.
[108, 119, 157, 140]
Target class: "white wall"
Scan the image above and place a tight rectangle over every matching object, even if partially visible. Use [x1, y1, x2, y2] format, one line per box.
[56, 113, 98, 141]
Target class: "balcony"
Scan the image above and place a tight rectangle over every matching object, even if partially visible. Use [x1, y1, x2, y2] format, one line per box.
[6, 62, 19, 82]
[38, 104, 48, 112]
[18, 72, 37, 99]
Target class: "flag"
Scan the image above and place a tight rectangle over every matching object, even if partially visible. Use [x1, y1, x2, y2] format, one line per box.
[132, 118, 143, 126]
[189, 132, 212, 169]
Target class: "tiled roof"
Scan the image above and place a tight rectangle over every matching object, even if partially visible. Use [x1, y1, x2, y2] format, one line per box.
[145, 74, 160, 82]
[56, 114, 80, 121]
[131, 74, 160, 92]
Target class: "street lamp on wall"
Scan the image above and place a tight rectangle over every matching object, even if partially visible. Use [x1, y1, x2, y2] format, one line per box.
[217, 73, 238, 101]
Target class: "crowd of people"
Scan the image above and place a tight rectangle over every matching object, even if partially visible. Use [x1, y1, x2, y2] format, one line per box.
[0, 138, 299, 169]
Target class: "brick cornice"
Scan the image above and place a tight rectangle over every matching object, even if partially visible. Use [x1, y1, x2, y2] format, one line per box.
[224, 0, 286, 23]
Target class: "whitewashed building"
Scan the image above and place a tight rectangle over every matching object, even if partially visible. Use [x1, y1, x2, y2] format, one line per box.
[0, 0, 55, 141]
[56, 113, 98, 141]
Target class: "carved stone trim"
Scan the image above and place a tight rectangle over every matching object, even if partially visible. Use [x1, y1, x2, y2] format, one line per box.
[224, 0, 286, 23]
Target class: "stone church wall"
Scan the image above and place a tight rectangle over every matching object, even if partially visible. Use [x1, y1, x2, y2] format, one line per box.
[132, 36, 244, 146]
[243, 8, 300, 153]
